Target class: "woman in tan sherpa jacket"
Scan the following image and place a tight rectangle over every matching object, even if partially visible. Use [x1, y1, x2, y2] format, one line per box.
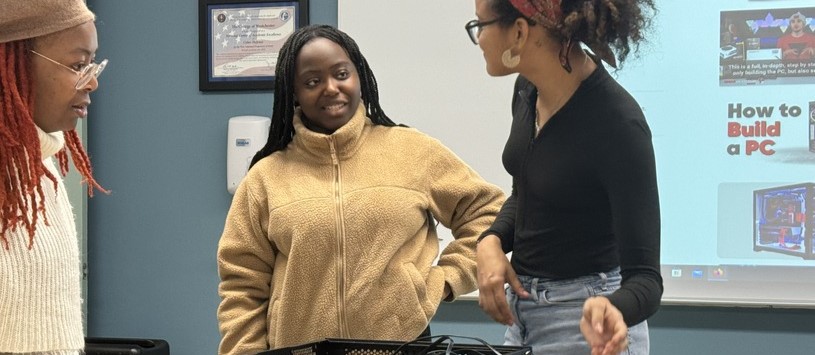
[216, 25, 505, 355]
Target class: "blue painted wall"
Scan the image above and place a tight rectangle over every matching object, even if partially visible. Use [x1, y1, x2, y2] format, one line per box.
[85, 1, 815, 354]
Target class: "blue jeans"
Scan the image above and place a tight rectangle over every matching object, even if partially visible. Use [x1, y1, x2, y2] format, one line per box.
[504, 268, 649, 355]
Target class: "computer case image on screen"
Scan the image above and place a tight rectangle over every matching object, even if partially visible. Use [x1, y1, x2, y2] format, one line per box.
[754, 183, 815, 259]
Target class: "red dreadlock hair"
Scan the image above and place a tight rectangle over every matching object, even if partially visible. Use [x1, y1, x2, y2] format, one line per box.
[0, 39, 106, 250]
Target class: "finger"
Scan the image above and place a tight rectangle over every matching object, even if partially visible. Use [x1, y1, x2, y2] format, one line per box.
[611, 326, 627, 344]
[609, 325, 628, 350]
[601, 338, 627, 355]
[480, 282, 512, 325]
[580, 321, 602, 350]
[600, 339, 620, 355]
[587, 301, 606, 334]
[505, 269, 528, 299]
[493, 284, 514, 325]
[478, 288, 502, 323]
[601, 326, 628, 355]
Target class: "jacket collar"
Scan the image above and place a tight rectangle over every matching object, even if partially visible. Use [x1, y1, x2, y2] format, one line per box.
[291, 103, 368, 162]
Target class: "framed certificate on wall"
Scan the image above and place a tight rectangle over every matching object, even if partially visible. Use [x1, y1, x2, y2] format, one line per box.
[198, 0, 309, 91]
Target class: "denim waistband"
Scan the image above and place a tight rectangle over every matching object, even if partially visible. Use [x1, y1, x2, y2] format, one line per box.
[516, 267, 621, 289]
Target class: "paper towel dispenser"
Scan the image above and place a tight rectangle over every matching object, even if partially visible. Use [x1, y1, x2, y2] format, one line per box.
[227, 115, 271, 194]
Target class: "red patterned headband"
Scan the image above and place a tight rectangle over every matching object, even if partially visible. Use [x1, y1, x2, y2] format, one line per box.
[509, 0, 563, 28]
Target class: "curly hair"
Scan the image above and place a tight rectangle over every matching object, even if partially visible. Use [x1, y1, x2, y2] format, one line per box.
[0, 39, 105, 249]
[490, 0, 656, 66]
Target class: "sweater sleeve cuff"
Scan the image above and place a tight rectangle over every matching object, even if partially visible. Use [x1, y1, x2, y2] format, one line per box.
[439, 265, 476, 301]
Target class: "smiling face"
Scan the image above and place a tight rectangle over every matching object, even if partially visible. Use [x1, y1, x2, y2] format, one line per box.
[31, 21, 99, 133]
[293, 37, 361, 134]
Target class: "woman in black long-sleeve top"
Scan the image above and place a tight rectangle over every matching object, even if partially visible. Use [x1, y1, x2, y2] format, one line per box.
[466, 1, 662, 354]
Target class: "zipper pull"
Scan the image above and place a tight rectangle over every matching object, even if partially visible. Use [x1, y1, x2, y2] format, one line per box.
[328, 137, 339, 165]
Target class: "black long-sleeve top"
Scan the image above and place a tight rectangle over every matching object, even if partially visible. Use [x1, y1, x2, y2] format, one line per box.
[482, 64, 663, 326]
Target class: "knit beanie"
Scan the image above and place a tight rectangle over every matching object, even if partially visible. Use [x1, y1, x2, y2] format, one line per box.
[0, 0, 95, 44]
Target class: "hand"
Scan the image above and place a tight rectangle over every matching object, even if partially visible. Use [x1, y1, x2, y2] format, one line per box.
[783, 48, 799, 58]
[580, 296, 629, 355]
[476, 235, 529, 326]
[802, 47, 815, 57]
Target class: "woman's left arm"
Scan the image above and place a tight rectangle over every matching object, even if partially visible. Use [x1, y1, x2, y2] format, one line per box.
[599, 117, 663, 326]
[581, 113, 663, 355]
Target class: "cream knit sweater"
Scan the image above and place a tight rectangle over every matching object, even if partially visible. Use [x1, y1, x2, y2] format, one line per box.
[0, 128, 83, 354]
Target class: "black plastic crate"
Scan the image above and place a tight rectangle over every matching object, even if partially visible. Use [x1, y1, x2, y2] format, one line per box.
[85, 337, 169, 355]
[258, 337, 532, 355]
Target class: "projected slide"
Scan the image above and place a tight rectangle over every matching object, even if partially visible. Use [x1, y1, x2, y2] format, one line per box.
[613, 1, 815, 304]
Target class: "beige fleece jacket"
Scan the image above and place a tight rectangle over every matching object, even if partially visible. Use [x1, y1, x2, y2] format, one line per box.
[217, 104, 504, 354]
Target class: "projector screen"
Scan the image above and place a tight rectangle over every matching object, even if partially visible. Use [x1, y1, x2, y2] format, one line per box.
[339, 0, 815, 307]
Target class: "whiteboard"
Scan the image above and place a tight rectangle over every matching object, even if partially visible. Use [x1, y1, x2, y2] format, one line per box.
[340, 0, 514, 190]
[340, 0, 815, 307]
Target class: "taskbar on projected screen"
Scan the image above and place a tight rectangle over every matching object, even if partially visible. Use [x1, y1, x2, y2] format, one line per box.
[661, 264, 815, 306]
[661, 264, 815, 284]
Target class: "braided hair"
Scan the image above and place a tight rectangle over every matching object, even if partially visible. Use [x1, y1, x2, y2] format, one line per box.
[0, 40, 105, 249]
[250, 25, 400, 167]
[489, 0, 656, 66]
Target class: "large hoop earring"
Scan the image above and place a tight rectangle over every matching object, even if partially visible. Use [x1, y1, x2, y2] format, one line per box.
[502, 49, 520, 68]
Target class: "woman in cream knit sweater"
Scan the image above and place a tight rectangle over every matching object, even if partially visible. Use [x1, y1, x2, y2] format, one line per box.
[0, 0, 107, 353]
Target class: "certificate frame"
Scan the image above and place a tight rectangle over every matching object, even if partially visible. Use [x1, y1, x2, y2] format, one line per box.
[198, 0, 309, 91]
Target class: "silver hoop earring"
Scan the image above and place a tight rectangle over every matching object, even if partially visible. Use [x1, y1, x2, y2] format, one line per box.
[502, 49, 520, 68]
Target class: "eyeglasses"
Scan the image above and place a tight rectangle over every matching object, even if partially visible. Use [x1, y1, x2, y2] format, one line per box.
[30, 50, 108, 90]
[465, 18, 504, 45]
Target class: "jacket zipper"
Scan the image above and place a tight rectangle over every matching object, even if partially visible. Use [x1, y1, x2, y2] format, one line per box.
[329, 137, 349, 337]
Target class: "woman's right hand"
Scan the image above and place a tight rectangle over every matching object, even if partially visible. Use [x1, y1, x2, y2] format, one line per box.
[476, 235, 529, 325]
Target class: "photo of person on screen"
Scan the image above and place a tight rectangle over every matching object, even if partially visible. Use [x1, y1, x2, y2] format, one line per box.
[719, 17, 746, 62]
[721, 19, 738, 46]
[465, 1, 662, 355]
[778, 11, 815, 61]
